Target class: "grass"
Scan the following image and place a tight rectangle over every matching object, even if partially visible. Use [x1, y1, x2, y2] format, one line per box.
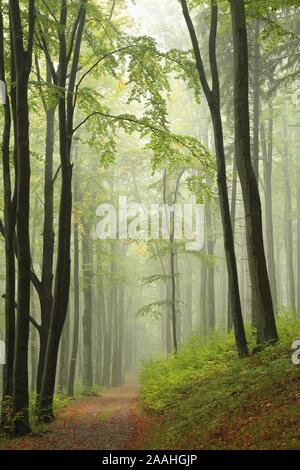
[140, 316, 300, 449]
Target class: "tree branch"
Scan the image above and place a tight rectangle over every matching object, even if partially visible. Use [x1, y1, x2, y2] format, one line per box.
[73, 45, 136, 111]
[72, 111, 204, 163]
[180, 0, 212, 105]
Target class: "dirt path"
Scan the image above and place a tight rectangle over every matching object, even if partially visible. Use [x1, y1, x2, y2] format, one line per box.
[4, 373, 150, 450]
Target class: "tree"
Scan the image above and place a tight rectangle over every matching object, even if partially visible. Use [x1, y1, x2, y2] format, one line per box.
[260, 104, 278, 308]
[230, 0, 278, 345]
[0, 0, 16, 429]
[38, 0, 87, 421]
[180, 0, 248, 357]
[9, 0, 36, 435]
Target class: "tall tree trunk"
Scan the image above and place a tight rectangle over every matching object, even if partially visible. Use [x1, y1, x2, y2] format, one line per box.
[228, 154, 237, 331]
[30, 197, 39, 393]
[10, 0, 36, 435]
[94, 262, 105, 386]
[297, 127, 300, 313]
[230, 0, 278, 345]
[36, 102, 55, 396]
[181, 0, 248, 356]
[199, 261, 207, 335]
[261, 104, 277, 309]
[39, 0, 87, 421]
[276, 242, 283, 308]
[57, 307, 70, 394]
[82, 224, 93, 391]
[0, 6, 16, 430]
[67, 175, 80, 397]
[282, 115, 295, 312]
[206, 200, 215, 330]
[252, 19, 260, 180]
[102, 299, 111, 387]
[116, 278, 125, 386]
[102, 245, 116, 387]
[250, 19, 260, 326]
[183, 261, 193, 341]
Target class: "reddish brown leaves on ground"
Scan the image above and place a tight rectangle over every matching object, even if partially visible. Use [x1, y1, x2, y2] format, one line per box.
[3, 376, 151, 450]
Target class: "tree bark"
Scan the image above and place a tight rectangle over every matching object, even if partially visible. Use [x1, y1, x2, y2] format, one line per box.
[261, 104, 277, 309]
[30, 197, 39, 393]
[230, 0, 278, 345]
[199, 260, 207, 335]
[296, 127, 300, 312]
[206, 199, 215, 330]
[38, 0, 87, 420]
[282, 115, 295, 312]
[36, 100, 55, 396]
[82, 224, 94, 391]
[9, 0, 36, 435]
[0, 5, 16, 430]
[57, 306, 70, 394]
[67, 174, 80, 397]
[250, 19, 261, 326]
[181, 0, 248, 356]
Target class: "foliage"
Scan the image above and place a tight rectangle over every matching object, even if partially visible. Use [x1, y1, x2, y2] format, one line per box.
[140, 317, 300, 449]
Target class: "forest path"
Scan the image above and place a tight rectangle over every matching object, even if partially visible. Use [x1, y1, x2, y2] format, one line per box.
[4, 372, 149, 450]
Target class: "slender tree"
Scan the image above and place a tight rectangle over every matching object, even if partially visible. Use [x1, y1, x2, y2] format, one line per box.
[67, 171, 80, 397]
[0, 1, 16, 430]
[39, 0, 87, 421]
[82, 223, 94, 392]
[230, 0, 278, 345]
[180, 0, 248, 356]
[261, 104, 277, 308]
[9, 0, 36, 435]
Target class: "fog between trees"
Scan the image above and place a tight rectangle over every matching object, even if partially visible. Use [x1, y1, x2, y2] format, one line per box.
[0, 0, 299, 437]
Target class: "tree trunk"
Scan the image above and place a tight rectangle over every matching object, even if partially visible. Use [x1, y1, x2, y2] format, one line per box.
[94, 264, 105, 386]
[183, 261, 193, 341]
[206, 200, 215, 330]
[0, 7, 16, 430]
[57, 307, 70, 394]
[282, 115, 295, 312]
[228, 154, 237, 331]
[10, 0, 36, 435]
[115, 279, 125, 386]
[36, 102, 55, 396]
[82, 224, 94, 391]
[252, 19, 260, 180]
[67, 175, 80, 397]
[251, 19, 261, 326]
[30, 197, 39, 393]
[230, 0, 278, 345]
[38, 0, 86, 420]
[199, 260, 207, 335]
[181, 0, 248, 356]
[296, 127, 300, 312]
[102, 245, 116, 387]
[261, 104, 277, 309]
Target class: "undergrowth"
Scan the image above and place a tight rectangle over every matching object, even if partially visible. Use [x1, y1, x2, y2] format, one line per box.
[140, 316, 300, 449]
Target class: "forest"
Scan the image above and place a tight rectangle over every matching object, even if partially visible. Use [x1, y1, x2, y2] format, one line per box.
[0, 0, 300, 453]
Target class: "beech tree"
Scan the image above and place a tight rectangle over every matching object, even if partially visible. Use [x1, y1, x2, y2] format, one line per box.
[180, 0, 248, 357]
[230, 0, 278, 345]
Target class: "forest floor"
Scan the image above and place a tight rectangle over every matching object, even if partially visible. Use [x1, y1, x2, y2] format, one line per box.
[2, 319, 300, 450]
[140, 318, 300, 449]
[1, 372, 152, 450]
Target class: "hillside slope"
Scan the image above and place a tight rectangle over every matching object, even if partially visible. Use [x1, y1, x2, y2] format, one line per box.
[140, 318, 300, 449]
